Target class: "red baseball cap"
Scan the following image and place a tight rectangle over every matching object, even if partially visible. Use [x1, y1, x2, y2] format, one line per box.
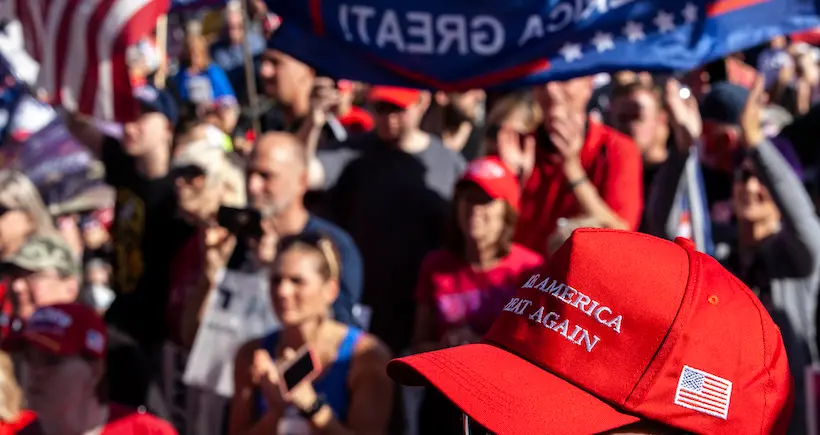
[458, 156, 521, 212]
[388, 230, 793, 434]
[13, 303, 107, 359]
[367, 86, 422, 108]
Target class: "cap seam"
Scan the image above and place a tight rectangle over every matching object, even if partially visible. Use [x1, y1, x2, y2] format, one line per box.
[620, 235, 697, 406]
[723, 271, 771, 435]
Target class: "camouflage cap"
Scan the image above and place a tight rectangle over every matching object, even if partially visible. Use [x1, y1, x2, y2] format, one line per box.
[2, 234, 81, 277]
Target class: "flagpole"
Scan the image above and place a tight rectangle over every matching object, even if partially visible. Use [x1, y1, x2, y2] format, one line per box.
[241, 0, 261, 136]
[154, 14, 168, 88]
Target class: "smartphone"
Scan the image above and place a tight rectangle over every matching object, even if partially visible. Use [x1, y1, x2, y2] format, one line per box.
[216, 206, 262, 238]
[278, 346, 322, 396]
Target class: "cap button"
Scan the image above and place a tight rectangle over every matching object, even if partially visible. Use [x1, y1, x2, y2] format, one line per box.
[674, 237, 696, 250]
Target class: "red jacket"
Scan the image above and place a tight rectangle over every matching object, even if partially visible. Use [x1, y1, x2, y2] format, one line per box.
[514, 121, 643, 256]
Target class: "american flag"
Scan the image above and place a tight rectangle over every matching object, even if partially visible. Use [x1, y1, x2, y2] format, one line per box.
[674, 365, 733, 419]
[14, 0, 170, 121]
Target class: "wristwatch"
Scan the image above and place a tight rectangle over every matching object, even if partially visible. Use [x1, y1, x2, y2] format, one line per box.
[299, 394, 328, 420]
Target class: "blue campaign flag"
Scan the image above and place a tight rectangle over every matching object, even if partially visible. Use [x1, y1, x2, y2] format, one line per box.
[171, 0, 227, 11]
[266, 0, 820, 89]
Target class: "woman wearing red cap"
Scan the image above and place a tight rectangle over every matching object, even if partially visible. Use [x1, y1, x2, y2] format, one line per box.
[411, 156, 542, 434]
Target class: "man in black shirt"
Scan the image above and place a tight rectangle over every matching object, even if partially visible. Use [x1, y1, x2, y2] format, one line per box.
[63, 85, 194, 417]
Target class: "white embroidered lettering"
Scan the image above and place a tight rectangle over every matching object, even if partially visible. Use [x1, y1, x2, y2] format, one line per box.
[503, 298, 519, 312]
[572, 292, 591, 310]
[552, 319, 570, 337]
[579, 330, 601, 352]
[542, 311, 560, 329]
[594, 306, 612, 324]
[544, 279, 565, 296]
[607, 315, 623, 333]
[583, 300, 600, 316]
[528, 306, 545, 323]
[559, 286, 577, 304]
[514, 299, 533, 315]
[522, 274, 540, 288]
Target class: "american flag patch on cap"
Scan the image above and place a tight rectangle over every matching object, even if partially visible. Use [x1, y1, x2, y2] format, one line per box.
[674, 365, 732, 419]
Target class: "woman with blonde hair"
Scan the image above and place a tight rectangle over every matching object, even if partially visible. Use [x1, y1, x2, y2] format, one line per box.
[0, 170, 56, 259]
[230, 233, 393, 435]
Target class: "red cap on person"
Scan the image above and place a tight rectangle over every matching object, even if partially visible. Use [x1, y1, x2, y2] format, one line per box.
[14, 303, 107, 359]
[367, 86, 422, 108]
[388, 230, 793, 434]
[459, 156, 521, 212]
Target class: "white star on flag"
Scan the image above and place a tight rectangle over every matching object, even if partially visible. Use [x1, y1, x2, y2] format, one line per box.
[682, 3, 698, 24]
[654, 10, 676, 33]
[591, 31, 615, 52]
[622, 21, 645, 42]
[559, 42, 583, 62]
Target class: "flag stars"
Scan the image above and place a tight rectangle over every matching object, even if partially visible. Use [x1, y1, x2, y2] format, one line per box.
[654, 10, 676, 33]
[622, 21, 645, 42]
[559, 42, 583, 62]
[682, 3, 698, 24]
[590, 31, 615, 52]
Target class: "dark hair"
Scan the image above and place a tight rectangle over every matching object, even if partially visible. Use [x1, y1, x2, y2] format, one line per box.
[443, 184, 518, 260]
[275, 232, 341, 281]
[610, 81, 662, 106]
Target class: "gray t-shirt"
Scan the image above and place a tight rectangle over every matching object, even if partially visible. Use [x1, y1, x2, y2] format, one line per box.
[317, 132, 465, 353]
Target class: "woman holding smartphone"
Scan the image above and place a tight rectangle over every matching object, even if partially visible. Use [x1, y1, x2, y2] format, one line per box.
[229, 233, 393, 435]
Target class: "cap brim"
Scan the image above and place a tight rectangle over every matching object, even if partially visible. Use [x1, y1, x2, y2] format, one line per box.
[458, 178, 502, 200]
[388, 343, 640, 435]
[0, 257, 39, 275]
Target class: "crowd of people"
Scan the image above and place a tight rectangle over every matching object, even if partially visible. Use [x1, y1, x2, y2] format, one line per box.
[1, 0, 820, 434]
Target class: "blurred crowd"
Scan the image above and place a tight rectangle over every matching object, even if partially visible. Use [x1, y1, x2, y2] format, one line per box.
[1, 1, 820, 434]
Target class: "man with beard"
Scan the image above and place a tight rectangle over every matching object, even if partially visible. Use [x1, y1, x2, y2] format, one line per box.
[422, 90, 487, 161]
[227, 132, 362, 325]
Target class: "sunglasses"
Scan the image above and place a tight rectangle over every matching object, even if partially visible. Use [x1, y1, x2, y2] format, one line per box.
[171, 165, 207, 182]
[0, 205, 12, 217]
[485, 124, 534, 142]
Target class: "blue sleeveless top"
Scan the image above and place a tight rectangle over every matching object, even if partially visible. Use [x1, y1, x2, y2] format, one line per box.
[255, 327, 363, 421]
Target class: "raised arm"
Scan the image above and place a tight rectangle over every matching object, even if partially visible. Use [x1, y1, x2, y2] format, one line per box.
[62, 110, 104, 157]
[741, 76, 820, 271]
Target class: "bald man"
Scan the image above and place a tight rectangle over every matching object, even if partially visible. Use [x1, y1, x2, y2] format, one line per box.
[236, 132, 363, 325]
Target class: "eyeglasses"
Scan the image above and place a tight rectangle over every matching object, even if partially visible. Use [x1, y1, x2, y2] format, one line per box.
[462, 414, 495, 435]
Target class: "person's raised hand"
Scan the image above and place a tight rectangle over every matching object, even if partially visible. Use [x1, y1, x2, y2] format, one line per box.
[253, 349, 287, 412]
[664, 78, 702, 152]
[280, 347, 320, 412]
[740, 75, 766, 149]
[202, 225, 236, 282]
[308, 77, 340, 127]
[496, 126, 536, 181]
[549, 113, 585, 167]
